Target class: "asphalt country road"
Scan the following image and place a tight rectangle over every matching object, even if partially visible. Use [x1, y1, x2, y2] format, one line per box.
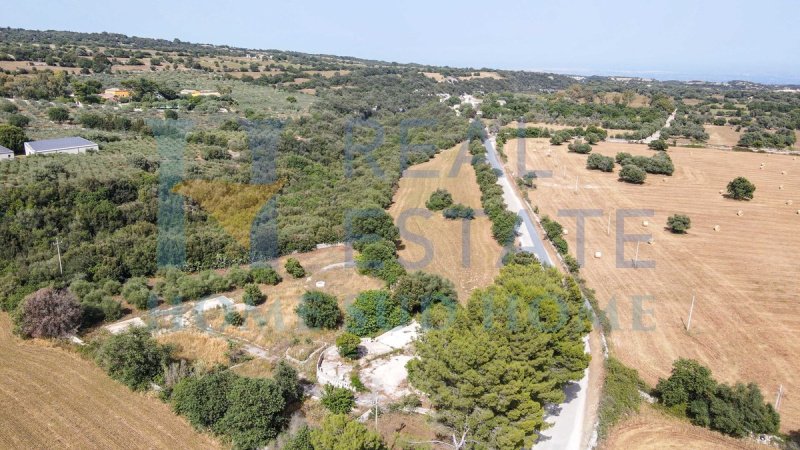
[482, 133, 591, 450]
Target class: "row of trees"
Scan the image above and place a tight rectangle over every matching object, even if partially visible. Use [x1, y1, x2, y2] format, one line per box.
[469, 137, 521, 245]
[615, 151, 675, 176]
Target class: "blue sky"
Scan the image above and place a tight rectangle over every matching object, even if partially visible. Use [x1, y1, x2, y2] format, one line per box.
[2, 0, 799, 83]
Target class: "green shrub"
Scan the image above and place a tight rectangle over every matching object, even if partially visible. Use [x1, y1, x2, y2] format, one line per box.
[425, 188, 453, 211]
[336, 332, 361, 359]
[392, 271, 457, 313]
[7, 113, 30, 128]
[250, 265, 281, 285]
[355, 241, 406, 284]
[122, 277, 152, 310]
[242, 284, 266, 306]
[619, 164, 647, 184]
[285, 258, 306, 278]
[568, 139, 592, 154]
[587, 154, 615, 172]
[226, 267, 253, 287]
[442, 203, 475, 219]
[598, 357, 647, 438]
[296, 291, 341, 329]
[666, 214, 691, 233]
[321, 385, 355, 414]
[47, 106, 71, 123]
[726, 176, 755, 200]
[95, 327, 173, 390]
[648, 139, 669, 151]
[346, 290, 409, 336]
[225, 310, 244, 326]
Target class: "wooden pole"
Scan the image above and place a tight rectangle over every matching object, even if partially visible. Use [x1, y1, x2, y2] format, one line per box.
[776, 384, 783, 411]
[686, 294, 696, 331]
[633, 241, 640, 268]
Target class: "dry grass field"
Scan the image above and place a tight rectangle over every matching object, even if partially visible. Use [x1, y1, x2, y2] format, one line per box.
[505, 138, 800, 432]
[194, 246, 383, 376]
[156, 330, 231, 367]
[0, 314, 220, 449]
[601, 405, 769, 450]
[704, 124, 742, 147]
[388, 144, 503, 302]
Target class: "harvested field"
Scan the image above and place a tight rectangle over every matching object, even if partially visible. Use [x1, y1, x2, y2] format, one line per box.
[389, 144, 503, 302]
[601, 405, 769, 449]
[0, 314, 219, 449]
[705, 124, 742, 147]
[506, 138, 800, 431]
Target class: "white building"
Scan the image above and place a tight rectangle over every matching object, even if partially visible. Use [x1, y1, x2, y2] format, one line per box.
[0, 145, 14, 161]
[24, 137, 98, 156]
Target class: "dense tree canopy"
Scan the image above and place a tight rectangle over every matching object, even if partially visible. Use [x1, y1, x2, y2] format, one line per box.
[407, 263, 590, 448]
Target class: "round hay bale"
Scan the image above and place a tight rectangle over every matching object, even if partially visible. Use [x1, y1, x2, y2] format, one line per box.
[642, 220, 649, 227]
[719, 189, 724, 195]
[779, 185, 784, 190]
[562, 229, 569, 235]
[781, 170, 787, 175]
[647, 238, 655, 245]
[787, 200, 794, 206]
[796, 210, 800, 215]
[713, 225, 721, 232]
[736, 210, 744, 217]
[594, 251, 602, 259]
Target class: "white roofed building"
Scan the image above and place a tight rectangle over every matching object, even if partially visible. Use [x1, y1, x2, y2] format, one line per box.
[24, 137, 98, 156]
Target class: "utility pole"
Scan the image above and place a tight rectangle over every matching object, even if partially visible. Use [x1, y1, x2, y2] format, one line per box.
[53, 237, 63, 275]
[686, 293, 696, 331]
[775, 385, 783, 411]
[633, 241, 640, 268]
[374, 393, 379, 431]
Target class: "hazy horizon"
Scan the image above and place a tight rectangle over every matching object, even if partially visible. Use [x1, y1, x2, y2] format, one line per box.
[2, 0, 799, 84]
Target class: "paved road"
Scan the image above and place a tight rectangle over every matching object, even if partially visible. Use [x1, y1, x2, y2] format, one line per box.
[482, 136, 554, 266]
[482, 132, 591, 450]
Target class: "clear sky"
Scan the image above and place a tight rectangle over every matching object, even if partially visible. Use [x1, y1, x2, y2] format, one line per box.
[2, 0, 799, 83]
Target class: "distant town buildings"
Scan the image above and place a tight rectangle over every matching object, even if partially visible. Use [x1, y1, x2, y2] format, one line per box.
[101, 88, 132, 101]
[24, 137, 98, 156]
[180, 89, 221, 97]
